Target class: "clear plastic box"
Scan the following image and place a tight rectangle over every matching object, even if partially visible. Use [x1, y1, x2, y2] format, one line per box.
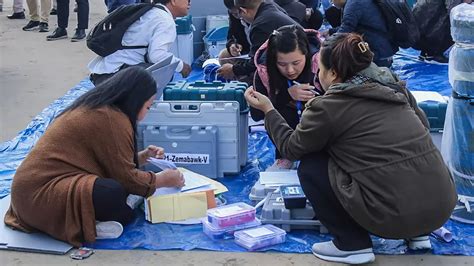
[234, 224, 286, 251]
[207, 202, 256, 227]
[202, 218, 261, 240]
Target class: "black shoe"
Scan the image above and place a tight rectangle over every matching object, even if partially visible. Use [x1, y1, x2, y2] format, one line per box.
[430, 55, 449, 64]
[39, 22, 49, 32]
[419, 52, 449, 64]
[46, 27, 67, 41]
[50, 8, 57, 15]
[71, 28, 86, 42]
[22, 20, 40, 31]
[7, 11, 25, 19]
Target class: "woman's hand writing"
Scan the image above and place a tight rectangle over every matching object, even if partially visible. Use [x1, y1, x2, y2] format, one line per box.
[288, 83, 317, 102]
[155, 169, 185, 188]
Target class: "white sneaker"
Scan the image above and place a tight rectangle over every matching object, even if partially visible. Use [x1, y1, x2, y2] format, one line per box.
[126, 194, 144, 209]
[407, 235, 432, 250]
[312, 241, 375, 264]
[95, 221, 123, 240]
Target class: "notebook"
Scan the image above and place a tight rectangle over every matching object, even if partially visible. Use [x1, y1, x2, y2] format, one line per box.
[146, 55, 179, 99]
[0, 196, 73, 254]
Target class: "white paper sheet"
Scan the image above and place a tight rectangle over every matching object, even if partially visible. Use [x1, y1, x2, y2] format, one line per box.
[259, 170, 300, 186]
[147, 158, 177, 170]
[152, 170, 212, 196]
[411, 91, 448, 103]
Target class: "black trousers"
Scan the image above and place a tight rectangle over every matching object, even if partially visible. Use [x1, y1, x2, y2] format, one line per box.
[270, 106, 299, 159]
[92, 178, 134, 225]
[297, 151, 373, 251]
[57, 0, 89, 29]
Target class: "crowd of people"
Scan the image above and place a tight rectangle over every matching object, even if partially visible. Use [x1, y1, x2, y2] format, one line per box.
[3, 0, 470, 264]
[0, 0, 155, 40]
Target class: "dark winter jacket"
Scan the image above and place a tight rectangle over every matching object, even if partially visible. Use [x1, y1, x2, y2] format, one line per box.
[226, 12, 251, 56]
[265, 63, 457, 238]
[333, 0, 398, 62]
[274, 0, 306, 24]
[413, 0, 464, 55]
[232, 2, 298, 76]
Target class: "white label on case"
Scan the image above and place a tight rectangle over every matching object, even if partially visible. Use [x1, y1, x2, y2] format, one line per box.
[214, 205, 244, 217]
[163, 153, 209, 164]
[244, 227, 274, 238]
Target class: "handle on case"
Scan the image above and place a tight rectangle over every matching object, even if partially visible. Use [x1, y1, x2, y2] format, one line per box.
[172, 103, 200, 112]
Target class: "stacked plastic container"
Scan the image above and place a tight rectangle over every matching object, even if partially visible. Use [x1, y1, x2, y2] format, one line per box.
[170, 15, 194, 65]
[442, 3, 474, 224]
[203, 26, 229, 58]
[203, 202, 259, 240]
[203, 202, 286, 250]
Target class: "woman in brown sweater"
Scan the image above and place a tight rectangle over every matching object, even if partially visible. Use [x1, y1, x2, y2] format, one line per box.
[245, 33, 456, 264]
[4, 67, 185, 247]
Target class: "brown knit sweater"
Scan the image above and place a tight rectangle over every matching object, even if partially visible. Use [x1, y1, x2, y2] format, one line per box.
[4, 106, 156, 247]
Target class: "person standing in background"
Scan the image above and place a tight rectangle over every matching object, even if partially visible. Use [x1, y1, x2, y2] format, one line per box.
[46, 0, 89, 41]
[6, 0, 26, 19]
[21, 0, 50, 32]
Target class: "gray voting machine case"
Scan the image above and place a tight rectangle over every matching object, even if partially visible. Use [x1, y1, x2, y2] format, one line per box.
[260, 191, 328, 233]
[0, 195, 73, 254]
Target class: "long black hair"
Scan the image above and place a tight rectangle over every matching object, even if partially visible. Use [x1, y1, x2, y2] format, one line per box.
[61, 66, 157, 165]
[266, 25, 312, 98]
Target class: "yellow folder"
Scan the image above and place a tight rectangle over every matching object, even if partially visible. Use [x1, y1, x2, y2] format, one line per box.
[146, 191, 209, 223]
[145, 168, 227, 223]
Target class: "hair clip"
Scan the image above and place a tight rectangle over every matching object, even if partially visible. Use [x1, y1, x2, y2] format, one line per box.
[358, 42, 369, 53]
[271, 30, 280, 36]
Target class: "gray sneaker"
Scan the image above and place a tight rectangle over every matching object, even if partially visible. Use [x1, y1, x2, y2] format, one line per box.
[407, 235, 432, 250]
[38, 22, 49, 32]
[22, 20, 40, 31]
[312, 241, 375, 264]
[95, 221, 123, 240]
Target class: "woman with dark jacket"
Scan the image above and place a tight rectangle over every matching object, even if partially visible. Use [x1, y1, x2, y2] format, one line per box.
[251, 25, 321, 169]
[245, 33, 456, 264]
[5, 67, 185, 246]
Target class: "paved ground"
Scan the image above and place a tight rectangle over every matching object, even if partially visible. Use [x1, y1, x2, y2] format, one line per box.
[0, 1, 473, 265]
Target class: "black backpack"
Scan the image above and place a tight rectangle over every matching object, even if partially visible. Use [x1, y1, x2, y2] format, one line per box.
[374, 0, 420, 49]
[87, 3, 165, 57]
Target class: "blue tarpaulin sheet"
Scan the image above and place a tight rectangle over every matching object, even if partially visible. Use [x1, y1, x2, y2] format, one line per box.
[1, 49, 473, 255]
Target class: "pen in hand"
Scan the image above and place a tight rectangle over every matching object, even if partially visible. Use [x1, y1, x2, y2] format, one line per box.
[292, 81, 321, 96]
